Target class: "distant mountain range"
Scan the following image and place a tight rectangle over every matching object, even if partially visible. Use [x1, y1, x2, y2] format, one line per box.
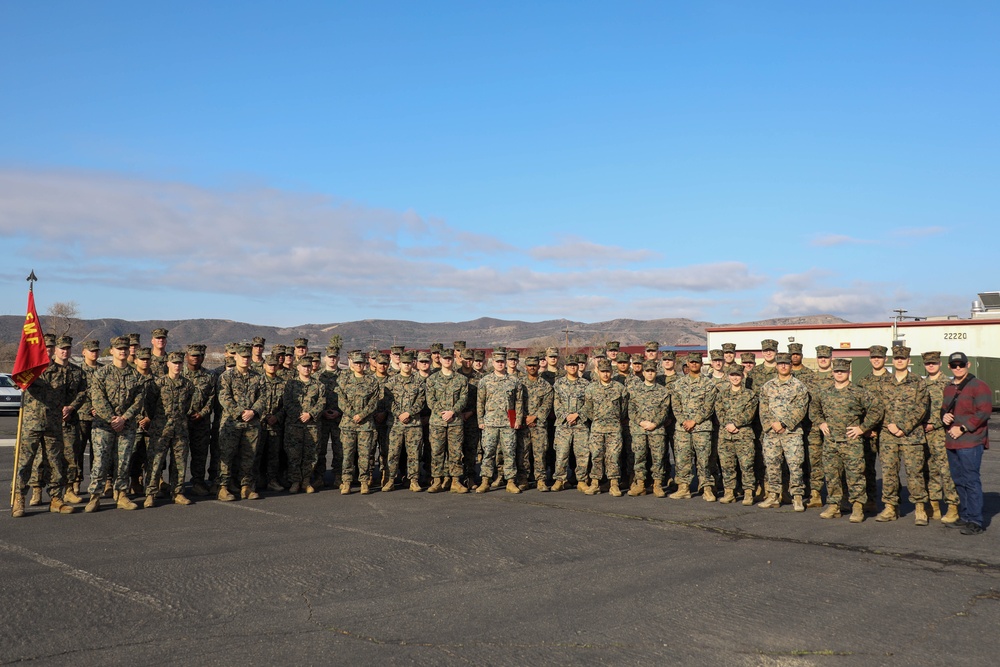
[0, 314, 849, 355]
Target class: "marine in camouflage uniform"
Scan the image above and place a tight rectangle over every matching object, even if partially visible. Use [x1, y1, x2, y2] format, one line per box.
[670, 353, 718, 500]
[459, 349, 482, 483]
[921, 351, 960, 521]
[552, 355, 590, 490]
[627, 361, 671, 497]
[56, 337, 87, 500]
[257, 354, 287, 491]
[88, 336, 147, 510]
[282, 356, 327, 492]
[584, 359, 628, 496]
[385, 352, 429, 491]
[656, 351, 680, 486]
[336, 352, 381, 493]
[857, 345, 892, 508]
[217, 344, 266, 499]
[315, 347, 342, 487]
[78, 340, 102, 488]
[248, 336, 267, 374]
[811, 358, 881, 520]
[876, 345, 931, 524]
[521, 357, 554, 490]
[372, 353, 392, 484]
[476, 352, 526, 494]
[713, 365, 758, 504]
[149, 328, 170, 377]
[144, 351, 198, 505]
[130, 348, 157, 495]
[799, 344, 834, 507]
[757, 353, 809, 510]
[425, 350, 469, 491]
[183, 345, 217, 496]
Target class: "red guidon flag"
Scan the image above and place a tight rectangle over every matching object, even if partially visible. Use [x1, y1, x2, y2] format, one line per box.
[11, 290, 50, 389]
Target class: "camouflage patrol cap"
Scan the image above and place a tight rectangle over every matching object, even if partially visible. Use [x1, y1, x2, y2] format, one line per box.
[741, 352, 757, 364]
[390, 345, 404, 355]
[416, 351, 432, 362]
[563, 356, 579, 366]
[606, 341, 620, 351]
[348, 352, 366, 364]
[869, 345, 888, 358]
[294, 338, 309, 348]
[55, 336, 73, 349]
[721, 343, 737, 353]
[709, 349, 724, 361]
[167, 351, 185, 364]
[461, 349, 473, 360]
[452, 341, 466, 351]
[235, 344, 252, 358]
[376, 353, 390, 364]
[43, 333, 57, 347]
[186, 344, 204, 356]
[83, 339, 100, 352]
[492, 351, 507, 362]
[507, 350, 519, 361]
[775, 353, 792, 364]
[367, 349, 378, 359]
[431, 343, 444, 352]
[570, 354, 585, 365]
[128, 333, 141, 346]
[921, 351, 942, 364]
[473, 350, 486, 361]
[616, 355, 631, 365]
[891, 345, 911, 359]
[400, 351, 415, 363]
[687, 352, 703, 364]
[224, 343, 237, 354]
[631, 353, 643, 363]
[325, 347, 340, 357]
[592, 349, 606, 359]
[263, 354, 280, 366]
[642, 360, 658, 372]
[525, 356, 539, 366]
[135, 347, 152, 360]
[151, 328, 169, 339]
[196, 344, 208, 355]
[788, 343, 804, 355]
[832, 358, 852, 372]
[761, 339, 779, 351]
[815, 345, 833, 358]
[545, 347, 559, 357]
[440, 348, 454, 359]
[251, 336, 266, 346]
[298, 355, 314, 367]
[272, 344, 287, 355]
[111, 336, 131, 350]
[645, 341, 659, 352]
[596, 359, 612, 372]
[728, 365, 744, 376]
[661, 350, 676, 361]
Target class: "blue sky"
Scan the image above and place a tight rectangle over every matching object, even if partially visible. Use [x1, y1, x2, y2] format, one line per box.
[2, 2, 997, 327]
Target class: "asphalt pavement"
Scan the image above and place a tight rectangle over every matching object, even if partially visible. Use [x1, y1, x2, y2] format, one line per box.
[1, 415, 998, 666]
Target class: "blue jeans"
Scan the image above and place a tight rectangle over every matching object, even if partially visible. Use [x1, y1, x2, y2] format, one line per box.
[947, 446, 984, 527]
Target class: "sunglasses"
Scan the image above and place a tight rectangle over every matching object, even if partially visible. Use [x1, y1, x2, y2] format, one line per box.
[949, 362, 967, 369]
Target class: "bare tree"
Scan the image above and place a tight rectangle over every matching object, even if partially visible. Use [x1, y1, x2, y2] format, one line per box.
[46, 301, 80, 337]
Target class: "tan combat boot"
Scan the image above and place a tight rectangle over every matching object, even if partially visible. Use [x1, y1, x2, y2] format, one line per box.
[428, 478, 444, 493]
[216, 486, 235, 502]
[247, 486, 260, 500]
[143, 494, 155, 509]
[914, 502, 928, 526]
[382, 479, 395, 492]
[64, 486, 83, 504]
[669, 485, 692, 500]
[117, 492, 139, 510]
[719, 489, 735, 504]
[409, 479, 423, 492]
[490, 476, 505, 490]
[849, 502, 865, 523]
[29, 487, 42, 506]
[103, 480, 114, 498]
[653, 480, 666, 498]
[340, 481, 352, 495]
[792, 495, 805, 512]
[85, 494, 101, 513]
[516, 476, 529, 492]
[289, 482, 300, 493]
[757, 493, 780, 509]
[941, 503, 960, 524]
[584, 479, 601, 495]
[551, 480, 564, 492]
[304, 481, 316, 493]
[627, 480, 645, 497]
[50, 497, 75, 514]
[451, 477, 469, 494]
[577, 480, 589, 492]
[475, 478, 490, 493]
[537, 480, 550, 492]
[360, 479, 371, 495]
[742, 490, 754, 506]
[506, 479, 522, 494]
[807, 490, 823, 508]
[930, 501, 942, 521]
[240, 485, 250, 500]
[874, 504, 897, 522]
[12, 493, 25, 518]
[267, 479, 284, 493]
[609, 480, 622, 497]
[173, 493, 192, 506]
[703, 486, 716, 502]
[820, 504, 841, 519]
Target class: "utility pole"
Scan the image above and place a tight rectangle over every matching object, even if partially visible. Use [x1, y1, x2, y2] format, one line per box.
[562, 328, 572, 355]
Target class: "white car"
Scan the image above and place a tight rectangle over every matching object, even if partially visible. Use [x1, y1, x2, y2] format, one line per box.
[0, 373, 23, 415]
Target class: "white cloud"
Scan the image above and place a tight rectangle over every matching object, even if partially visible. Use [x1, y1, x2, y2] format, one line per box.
[530, 236, 660, 267]
[810, 234, 876, 247]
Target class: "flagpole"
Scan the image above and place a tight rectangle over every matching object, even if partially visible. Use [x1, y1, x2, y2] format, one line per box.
[10, 271, 39, 511]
